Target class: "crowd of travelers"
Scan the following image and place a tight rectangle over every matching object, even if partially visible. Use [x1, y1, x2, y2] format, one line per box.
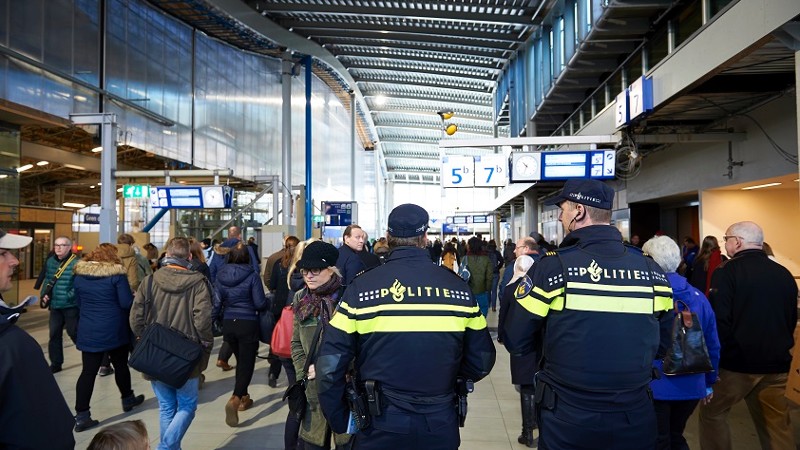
[0, 197, 796, 450]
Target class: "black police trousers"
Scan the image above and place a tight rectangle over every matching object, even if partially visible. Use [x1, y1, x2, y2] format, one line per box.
[537, 386, 657, 450]
[352, 403, 459, 450]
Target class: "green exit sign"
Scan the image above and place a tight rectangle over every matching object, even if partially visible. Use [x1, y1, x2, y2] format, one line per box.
[312, 215, 325, 223]
[123, 184, 150, 198]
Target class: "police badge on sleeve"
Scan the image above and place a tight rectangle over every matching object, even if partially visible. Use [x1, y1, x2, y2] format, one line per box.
[514, 275, 533, 299]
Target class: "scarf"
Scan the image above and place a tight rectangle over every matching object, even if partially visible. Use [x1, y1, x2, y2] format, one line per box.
[295, 273, 342, 324]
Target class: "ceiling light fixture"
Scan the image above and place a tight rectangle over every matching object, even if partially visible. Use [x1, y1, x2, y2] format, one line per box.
[741, 182, 782, 190]
[63, 164, 87, 170]
[36, 161, 49, 166]
[62, 202, 86, 209]
[16, 164, 33, 173]
[91, 146, 103, 153]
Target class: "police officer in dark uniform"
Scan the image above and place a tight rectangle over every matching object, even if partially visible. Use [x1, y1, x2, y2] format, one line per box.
[316, 203, 496, 450]
[503, 179, 673, 450]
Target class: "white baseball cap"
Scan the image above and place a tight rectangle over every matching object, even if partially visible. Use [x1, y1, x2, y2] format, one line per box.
[0, 229, 33, 249]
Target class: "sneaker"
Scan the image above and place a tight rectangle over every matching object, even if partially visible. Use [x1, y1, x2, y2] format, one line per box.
[216, 360, 234, 371]
[50, 365, 62, 374]
[97, 366, 114, 377]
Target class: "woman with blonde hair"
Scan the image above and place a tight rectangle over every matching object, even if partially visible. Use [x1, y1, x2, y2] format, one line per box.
[72, 243, 144, 432]
[267, 235, 301, 387]
[291, 240, 352, 449]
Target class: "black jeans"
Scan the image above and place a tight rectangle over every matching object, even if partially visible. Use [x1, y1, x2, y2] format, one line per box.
[223, 319, 259, 397]
[75, 345, 133, 412]
[48, 307, 78, 367]
[654, 398, 699, 450]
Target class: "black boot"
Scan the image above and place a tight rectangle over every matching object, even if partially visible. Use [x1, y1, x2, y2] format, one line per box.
[517, 392, 537, 448]
[122, 393, 145, 412]
[74, 410, 99, 433]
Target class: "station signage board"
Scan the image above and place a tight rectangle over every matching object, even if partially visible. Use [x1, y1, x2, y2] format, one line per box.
[149, 185, 234, 209]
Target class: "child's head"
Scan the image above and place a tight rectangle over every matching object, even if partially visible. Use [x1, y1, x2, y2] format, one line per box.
[87, 420, 149, 450]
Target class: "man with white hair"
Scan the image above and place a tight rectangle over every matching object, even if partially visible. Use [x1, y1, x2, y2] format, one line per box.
[699, 221, 797, 450]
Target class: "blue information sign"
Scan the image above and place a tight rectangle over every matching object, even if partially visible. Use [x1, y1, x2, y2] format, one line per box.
[84, 213, 100, 224]
[323, 201, 356, 227]
[540, 150, 616, 180]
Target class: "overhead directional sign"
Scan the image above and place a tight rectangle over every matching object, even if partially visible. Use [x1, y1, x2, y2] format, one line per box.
[474, 154, 508, 187]
[149, 185, 234, 209]
[441, 155, 474, 188]
[510, 150, 616, 181]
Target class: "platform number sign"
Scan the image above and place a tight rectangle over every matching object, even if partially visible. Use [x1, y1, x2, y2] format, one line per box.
[441, 155, 474, 188]
[614, 89, 629, 129]
[474, 154, 508, 187]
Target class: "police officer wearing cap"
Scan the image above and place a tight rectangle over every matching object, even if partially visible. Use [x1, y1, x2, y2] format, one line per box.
[503, 179, 673, 450]
[316, 203, 496, 450]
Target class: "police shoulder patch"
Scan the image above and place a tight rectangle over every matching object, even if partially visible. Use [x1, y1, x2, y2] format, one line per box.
[514, 275, 533, 299]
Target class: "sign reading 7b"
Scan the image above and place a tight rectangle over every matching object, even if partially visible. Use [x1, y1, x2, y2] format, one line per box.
[474, 154, 509, 187]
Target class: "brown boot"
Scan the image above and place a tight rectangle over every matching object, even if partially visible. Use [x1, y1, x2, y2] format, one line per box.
[238, 394, 253, 411]
[216, 360, 234, 371]
[225, 395, 240, 427]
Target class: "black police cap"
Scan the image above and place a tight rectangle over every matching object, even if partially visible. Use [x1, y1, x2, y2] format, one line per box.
[544, 179, 614, 210]
[387, 204, 429, 238]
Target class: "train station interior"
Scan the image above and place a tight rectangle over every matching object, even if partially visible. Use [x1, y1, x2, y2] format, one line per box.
[1, 0, 799, 448]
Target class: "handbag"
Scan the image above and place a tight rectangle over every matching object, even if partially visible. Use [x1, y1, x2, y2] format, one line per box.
[662, 300, 713, 375]
[128, 276, 204, 389]
[271, 306, 294, 358]
[282, 316, 325, 421]
[458, 256, 471, 282]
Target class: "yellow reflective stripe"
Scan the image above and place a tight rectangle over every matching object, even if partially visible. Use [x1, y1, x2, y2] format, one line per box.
[566, 294, 654, 314]
[654, 296, 673, 312]
[329, 311, 357, 333]
[568, 282, 654, 294]
[339, 302, 479, 316]
[550, 296, 565, 311]
[532, 286, 564, 299]
[518, 295, 550, 317]
[654, 285, 672, 293]
[355, 315, 485, 334]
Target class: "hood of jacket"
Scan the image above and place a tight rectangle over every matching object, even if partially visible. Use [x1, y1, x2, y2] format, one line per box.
[212, 237, 241, 257]
[216, 264, 257, 287]
[73, 261, 126, 277]
[153, 265, 207, 293]
[116, 243, 135, 259]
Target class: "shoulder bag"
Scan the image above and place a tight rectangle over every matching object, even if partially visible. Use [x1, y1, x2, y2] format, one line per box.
[271, 305, 294, 358]
[259, 292, 277, 344]
[662, 300, 713, 375]
[128, 276, 204, 389]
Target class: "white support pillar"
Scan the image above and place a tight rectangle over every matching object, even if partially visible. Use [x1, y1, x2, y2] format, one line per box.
[281, 52, 293, 226]
[523, 190, 538, 237]
[70, 113, 117, 243]
[350, 91, 356, 201]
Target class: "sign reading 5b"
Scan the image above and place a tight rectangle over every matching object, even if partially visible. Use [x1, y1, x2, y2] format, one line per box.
[441, 155, 474, 188]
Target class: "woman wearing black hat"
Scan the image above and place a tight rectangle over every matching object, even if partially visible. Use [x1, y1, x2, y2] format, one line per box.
[291, 240, 352, 449]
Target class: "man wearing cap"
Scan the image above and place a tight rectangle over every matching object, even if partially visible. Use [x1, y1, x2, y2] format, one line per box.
[316, 203, 496, 449]
[0, 229, 76, 449]
[503, 179, 673, 449]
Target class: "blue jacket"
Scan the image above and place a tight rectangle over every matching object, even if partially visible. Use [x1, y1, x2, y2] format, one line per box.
[650, 272, 720, 401]
[72, 261, 133, 353]
[212, 263, 269, 321]
[208, 237, 260, 283]
[336, 243, 365, 286]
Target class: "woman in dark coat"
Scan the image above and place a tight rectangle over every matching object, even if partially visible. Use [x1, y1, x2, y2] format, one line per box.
[501, 255, 537, 448]
[689, 235, 726, 295]
[267, 235, 300, 387]
[212, 242, 269, 427]
[72, 243, 144, 432]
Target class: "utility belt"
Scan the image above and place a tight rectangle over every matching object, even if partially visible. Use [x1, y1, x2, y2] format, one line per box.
[535, 374, 653, 413]
[345, 378, 473, 430]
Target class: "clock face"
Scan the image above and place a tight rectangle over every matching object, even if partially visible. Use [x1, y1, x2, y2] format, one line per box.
[510, 153, 541, 182]
[202, 187, 223, 208]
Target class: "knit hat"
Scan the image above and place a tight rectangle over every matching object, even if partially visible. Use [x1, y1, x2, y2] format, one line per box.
[296, 241, 339, 270]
